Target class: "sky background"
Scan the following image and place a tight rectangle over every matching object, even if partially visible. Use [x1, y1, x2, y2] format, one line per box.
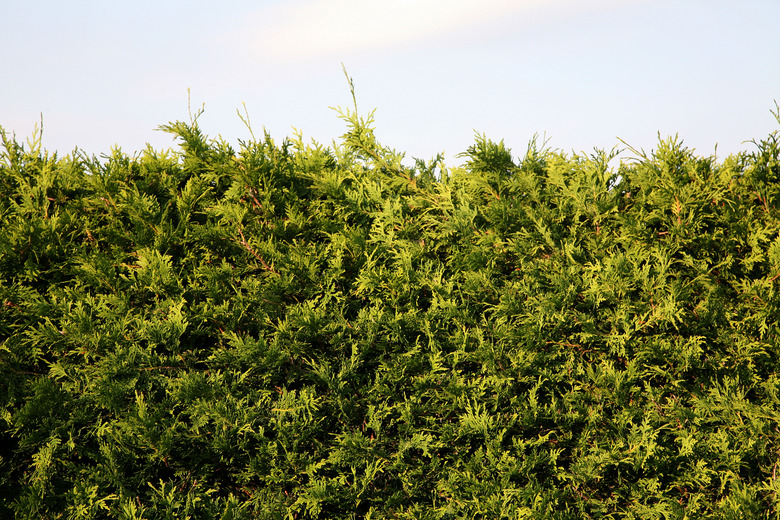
[2, 0, 779, 167]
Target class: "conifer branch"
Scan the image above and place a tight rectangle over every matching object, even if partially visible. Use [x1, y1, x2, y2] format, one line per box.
[237, 226, 278, 274]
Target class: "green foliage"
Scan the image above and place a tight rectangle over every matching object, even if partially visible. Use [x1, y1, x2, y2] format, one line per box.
[2, 102, 780, 519]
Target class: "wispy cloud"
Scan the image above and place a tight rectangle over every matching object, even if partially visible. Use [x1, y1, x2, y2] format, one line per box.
[240, 0, 545, 62]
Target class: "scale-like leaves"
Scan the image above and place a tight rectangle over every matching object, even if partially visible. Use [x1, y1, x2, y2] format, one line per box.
[2, 107, 780, 519]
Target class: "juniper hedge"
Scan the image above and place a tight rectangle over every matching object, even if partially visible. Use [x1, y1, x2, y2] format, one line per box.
[2, 102, 780, 519]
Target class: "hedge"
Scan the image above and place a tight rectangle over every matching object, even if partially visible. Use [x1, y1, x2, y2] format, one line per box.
[1, 99, 780, 519]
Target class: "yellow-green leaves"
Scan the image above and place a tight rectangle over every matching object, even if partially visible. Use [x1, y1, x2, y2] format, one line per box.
[2, 109, 780, 519]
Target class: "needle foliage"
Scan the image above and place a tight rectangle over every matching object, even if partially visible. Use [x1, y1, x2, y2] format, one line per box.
[2, 102, 780, 519]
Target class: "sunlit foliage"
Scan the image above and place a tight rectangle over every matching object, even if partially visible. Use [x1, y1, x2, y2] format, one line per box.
[2, 103, 780, 519]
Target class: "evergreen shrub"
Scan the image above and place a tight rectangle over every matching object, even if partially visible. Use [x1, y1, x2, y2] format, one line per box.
[2, 100, 780, 519]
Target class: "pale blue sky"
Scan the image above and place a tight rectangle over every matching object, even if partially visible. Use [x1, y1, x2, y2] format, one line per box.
[2, 0, 779, 166]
